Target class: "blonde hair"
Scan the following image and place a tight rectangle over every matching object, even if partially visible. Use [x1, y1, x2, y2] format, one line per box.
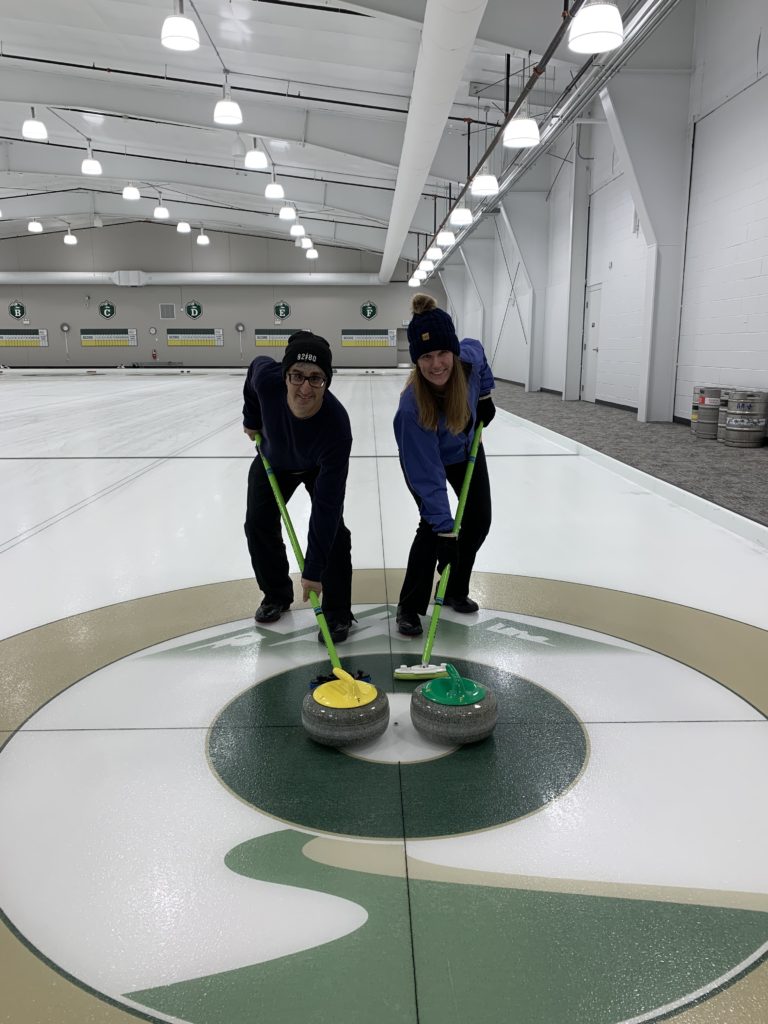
[404, 358, 469, 434]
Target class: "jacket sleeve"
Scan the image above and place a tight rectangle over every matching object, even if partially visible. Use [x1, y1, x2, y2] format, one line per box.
[303, 433, 352, 581]
[461, 338, 495, 396]
[242, 358, 264, 431]
[394, 407, 454, 533]
[479, 346, 495, 396]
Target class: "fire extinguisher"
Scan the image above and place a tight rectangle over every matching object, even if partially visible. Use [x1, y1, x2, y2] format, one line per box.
[151, 348, 157, 361]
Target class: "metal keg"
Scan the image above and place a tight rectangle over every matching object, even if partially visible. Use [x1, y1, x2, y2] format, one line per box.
[694, 386, 720, 439]
[724, 390, 768, 448]
[717, 388, 731, 442]
[690, 384, 702, 433]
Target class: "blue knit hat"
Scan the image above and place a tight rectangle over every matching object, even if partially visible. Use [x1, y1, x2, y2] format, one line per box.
[407, 294, 460, 362]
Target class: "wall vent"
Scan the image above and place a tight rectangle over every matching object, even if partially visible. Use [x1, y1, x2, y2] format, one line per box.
[159, 303, 176, 319]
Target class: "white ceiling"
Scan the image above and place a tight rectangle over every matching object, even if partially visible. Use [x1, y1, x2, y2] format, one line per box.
[0, 0, 695, 271]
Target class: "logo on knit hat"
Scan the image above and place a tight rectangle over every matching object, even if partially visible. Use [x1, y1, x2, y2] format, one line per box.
[295, 352, 317, 363]
[421, 332, 430, 341]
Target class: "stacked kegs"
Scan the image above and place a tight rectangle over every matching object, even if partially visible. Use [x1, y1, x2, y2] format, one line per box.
[693, 386, 721, 439]
[717, 388, 731, 442]
[724, 390, 768, 448]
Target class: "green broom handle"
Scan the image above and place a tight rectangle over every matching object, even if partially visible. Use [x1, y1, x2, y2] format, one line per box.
[422, 422, 484, 666]
[253, 433, 341, 670]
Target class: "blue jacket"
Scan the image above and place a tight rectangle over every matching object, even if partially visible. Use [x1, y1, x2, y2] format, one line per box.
[243, 357, 352, 581]
[393, 338, 494, 533]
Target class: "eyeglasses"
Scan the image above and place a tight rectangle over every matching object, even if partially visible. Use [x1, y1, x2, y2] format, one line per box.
[287, 370, 326, 389]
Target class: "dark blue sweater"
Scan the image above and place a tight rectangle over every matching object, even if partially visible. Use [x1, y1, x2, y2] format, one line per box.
[243, 357, 352, 581]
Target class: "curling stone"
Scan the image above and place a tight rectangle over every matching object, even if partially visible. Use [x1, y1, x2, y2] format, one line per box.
[302, 667, 389, 747]
[410, 663, 497, 745]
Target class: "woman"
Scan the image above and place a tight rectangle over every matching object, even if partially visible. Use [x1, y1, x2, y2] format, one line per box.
[393, 293, 495, 637]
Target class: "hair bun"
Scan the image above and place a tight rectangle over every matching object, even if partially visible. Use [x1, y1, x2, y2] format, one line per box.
[411, 293, 437, 315]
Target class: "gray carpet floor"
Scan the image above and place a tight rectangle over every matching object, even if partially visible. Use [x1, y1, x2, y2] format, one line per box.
[492, 382, 768, 530]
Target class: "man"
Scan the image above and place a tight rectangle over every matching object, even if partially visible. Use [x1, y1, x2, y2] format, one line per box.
[242, 330, 354, 642]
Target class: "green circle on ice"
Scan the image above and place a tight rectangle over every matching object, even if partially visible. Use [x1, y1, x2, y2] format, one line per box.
[208, 653, 587, 839]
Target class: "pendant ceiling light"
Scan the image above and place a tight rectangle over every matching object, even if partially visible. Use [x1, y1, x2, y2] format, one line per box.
[28, 219, 43, 233]
[568, 0, 624, 54]
[300, 237, 312, 249]
[278, 205, 296, 221]
[289, 223, 306, 237]
[414, 269, 427, 281]
[63, 228, 77, 245]
[161, 0, 200, 52]
[419, 259, 435, 272]
[503, 116, 540, 149]
[426, 245, 443, 261]
[264, 172, 284, 200]
[176, 221, 191, 234]
[449, 204, 472, 227]
[436, 229, 456, 247]
[306, 248, 318, 260]
[408, 276, 421, 287]
[153, 200, 170, 219]
[122, 183, 141, 201]
[213, 75, 242, 126]
[22, 106, 48, 141]
[81, 144, 102, 176]
[196, 228, 210, 246]
[244, 138, 268, 170]
[470, 165, 499, 197]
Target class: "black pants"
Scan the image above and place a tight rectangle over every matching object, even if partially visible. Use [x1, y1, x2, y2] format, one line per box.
[398, 445, 491, 615]
[244, 457, 352, 620]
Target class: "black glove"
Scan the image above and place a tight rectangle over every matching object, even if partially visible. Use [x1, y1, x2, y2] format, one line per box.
[476, 394, 496, 427]
[436, 532, 458, 569]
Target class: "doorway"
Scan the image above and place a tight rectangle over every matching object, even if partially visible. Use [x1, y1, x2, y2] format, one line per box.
[581, 284, 601, 403]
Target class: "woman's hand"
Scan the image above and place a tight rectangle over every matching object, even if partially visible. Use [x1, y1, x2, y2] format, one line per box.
[476, 394, 496, 427]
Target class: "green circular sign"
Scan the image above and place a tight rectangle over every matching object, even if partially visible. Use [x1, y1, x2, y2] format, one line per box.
[361, 301, 377, 320]
[98, 301, 116, 320]
[9, 301, 26, 320]
[185, 301, 202, 319]
[274, 301, 290, 320]
[208, 653, 586, 839]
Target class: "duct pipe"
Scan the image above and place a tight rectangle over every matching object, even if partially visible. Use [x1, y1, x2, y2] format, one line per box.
[0, 272, 383, 286]
[378, 0, 489, 283]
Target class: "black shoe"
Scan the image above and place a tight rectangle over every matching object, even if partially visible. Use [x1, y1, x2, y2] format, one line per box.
[445, 595, 479, 614]
[254, 600, 290, 624]
[318, 614, 356, 644]
[396, 606, 423, 637]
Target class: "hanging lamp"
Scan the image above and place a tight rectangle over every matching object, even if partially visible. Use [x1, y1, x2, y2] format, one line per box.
[81, 144, 102, 175]
[244, 138, 268, 170]
[568, 0, 624, 54]
[22, 106, 48, 141]
[213, 75, 243, 126]
[161, 0, 199, 51]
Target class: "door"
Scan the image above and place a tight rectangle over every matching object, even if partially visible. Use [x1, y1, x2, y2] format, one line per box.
[581, 284, 601, 403]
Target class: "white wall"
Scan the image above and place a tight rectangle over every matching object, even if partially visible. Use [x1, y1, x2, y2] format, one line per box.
[675, 0, 768, 416]
[487, 209, 533, 385]
[541, 133, 575, 392]
[0, 223, 444, 368]
[586, 125, 649, 409]
[502, 193, 549, 391]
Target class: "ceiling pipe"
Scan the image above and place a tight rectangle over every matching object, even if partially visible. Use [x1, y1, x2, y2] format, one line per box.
[378, 0, 490, 283]
[0, 271, 384, 286]
[435, 0, 684, 261]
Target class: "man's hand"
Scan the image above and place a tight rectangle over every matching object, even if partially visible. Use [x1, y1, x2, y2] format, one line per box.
[244, 426, 259, 441]
[301, 577, 323, 602]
